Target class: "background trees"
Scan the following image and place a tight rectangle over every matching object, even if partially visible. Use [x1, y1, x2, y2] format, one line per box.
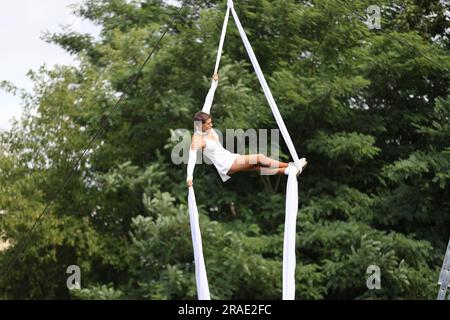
[0, 0, 449, 299]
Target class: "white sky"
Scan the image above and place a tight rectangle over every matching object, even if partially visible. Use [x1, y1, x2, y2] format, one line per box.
[0, 0, 101, 131]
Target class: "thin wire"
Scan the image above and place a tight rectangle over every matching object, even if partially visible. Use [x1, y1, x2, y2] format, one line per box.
[0, 2, 187, 282]
[3, 0, 448, 284]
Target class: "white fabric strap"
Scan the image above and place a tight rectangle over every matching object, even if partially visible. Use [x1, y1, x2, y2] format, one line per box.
[202, 6, 230, 114]
[283, 172, 299, 300]
[230, 7, 301, 169]
[230, 6, 300, 300]
[188, 187, 211, 300]
[214, 6, 231, 75]
[201, 79, 218, 114]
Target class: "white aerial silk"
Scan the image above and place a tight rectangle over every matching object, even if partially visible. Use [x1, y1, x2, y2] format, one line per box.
[188, 187, 211, 300]
[187, 0, 301, 300]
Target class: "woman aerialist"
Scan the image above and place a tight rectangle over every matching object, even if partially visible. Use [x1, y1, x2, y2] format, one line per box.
[186, 76, 307, 187]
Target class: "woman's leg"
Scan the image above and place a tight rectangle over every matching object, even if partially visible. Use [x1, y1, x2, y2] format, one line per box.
[227, 154, 289, 175]
[257, 166, 287, 175]
[255, 154, 289, 169]
[227, 155, 258, 174]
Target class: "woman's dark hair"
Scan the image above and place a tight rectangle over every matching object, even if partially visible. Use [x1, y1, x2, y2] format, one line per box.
[193, 111, 211, 124]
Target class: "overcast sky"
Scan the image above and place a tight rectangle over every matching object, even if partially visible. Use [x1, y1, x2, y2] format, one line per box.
[0, 0, 101, 130]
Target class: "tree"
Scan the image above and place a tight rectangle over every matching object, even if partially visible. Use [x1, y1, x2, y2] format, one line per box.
[0, 0, 449, 299]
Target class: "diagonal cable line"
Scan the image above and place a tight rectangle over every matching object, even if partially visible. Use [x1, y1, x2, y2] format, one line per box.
[0, 2, 187, 282]
[2, 0, 448, 286]
[28, 63, 112, 193]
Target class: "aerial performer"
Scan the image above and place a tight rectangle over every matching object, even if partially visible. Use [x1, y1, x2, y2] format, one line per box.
[186, 75, 307, 188]
[186, 0, 306, 301]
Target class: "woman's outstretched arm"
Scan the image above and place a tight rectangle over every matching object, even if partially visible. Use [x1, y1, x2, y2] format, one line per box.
[201, 73, 219, 114]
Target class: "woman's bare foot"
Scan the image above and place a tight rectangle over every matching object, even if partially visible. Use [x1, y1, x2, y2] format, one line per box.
[285, 158, 308, 176]
[298, 158, 308, 173]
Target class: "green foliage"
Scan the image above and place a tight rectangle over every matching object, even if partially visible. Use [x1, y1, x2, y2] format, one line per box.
[307, 131, 381, 163]
[72, 284, 124, 300]
[301, 185, 375, 222]
[1, 0, 449, 300]
[299, 220, 438, 299]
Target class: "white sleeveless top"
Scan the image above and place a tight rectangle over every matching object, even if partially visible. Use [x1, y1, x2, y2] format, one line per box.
[202, 131, 239, 182]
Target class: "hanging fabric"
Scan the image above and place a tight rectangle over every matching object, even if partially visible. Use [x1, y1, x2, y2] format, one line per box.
[187, 0, 302, 300]
[188, 187, 211, 300]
